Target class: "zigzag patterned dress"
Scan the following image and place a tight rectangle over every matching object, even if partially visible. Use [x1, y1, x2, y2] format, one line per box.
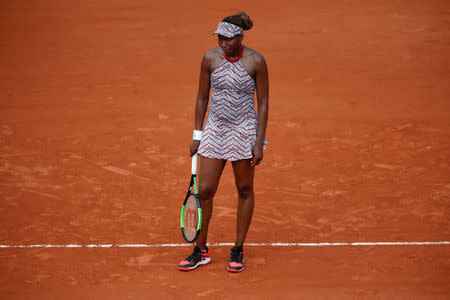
[198, 48, 262, 161]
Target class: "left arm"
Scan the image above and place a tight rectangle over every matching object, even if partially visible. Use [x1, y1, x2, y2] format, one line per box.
[251, 53, 269, 167]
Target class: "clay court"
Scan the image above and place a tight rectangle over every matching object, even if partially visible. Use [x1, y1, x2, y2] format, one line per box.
[1, 0, 449, 298]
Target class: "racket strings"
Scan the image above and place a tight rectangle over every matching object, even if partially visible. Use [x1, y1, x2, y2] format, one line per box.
[183, 195, 199, 241]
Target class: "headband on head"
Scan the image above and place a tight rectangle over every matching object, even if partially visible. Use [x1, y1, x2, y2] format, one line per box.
[212, 22, 244, 38]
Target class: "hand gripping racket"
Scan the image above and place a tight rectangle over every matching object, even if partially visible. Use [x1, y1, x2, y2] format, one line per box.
[180, 153, 202, 243]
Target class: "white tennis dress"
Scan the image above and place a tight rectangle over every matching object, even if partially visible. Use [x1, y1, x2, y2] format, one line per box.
[198, 48, 264, 161]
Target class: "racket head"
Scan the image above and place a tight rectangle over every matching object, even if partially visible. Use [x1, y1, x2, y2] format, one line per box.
[180, 192, 201, 243]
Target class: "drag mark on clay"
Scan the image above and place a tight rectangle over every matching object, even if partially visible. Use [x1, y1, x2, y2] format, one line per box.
[102, 165, 149, 181]
[103, 166, 132, 176]
[374, 163, 398, 170]
[23, 189, 59, 199]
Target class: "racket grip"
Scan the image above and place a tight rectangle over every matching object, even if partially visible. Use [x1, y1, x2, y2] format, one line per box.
[191, 153, 198, 175]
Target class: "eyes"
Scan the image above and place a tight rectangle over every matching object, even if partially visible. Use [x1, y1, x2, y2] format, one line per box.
[218, 35, 233, 42]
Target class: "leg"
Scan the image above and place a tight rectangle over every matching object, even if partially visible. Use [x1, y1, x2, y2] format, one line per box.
[231, 158, 255, 247]
[196, 155, 226, 249]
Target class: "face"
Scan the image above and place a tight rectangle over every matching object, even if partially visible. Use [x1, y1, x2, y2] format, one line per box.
[218, 34, 243, 55]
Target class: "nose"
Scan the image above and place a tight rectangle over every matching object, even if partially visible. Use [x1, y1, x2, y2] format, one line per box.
[220, 42, 231, 52]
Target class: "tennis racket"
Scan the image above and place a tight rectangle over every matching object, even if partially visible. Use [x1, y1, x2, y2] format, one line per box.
[180, 153, 202, 243]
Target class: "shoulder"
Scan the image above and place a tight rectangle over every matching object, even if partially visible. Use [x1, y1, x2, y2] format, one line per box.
[245, 47, 267, 70]
[243, 46, 267, 67]
[203, 47, 223, 62]
[201, 48, 225, 72]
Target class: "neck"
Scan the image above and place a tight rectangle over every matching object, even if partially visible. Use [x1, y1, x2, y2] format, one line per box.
[225, 45, 243, 62]
[228, 45, 243, 59]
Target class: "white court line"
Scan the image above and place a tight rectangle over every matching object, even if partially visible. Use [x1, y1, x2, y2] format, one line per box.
[0, 241, 449, 248]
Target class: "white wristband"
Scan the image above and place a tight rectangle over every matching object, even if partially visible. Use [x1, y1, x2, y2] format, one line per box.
[193, 130, 203, 140]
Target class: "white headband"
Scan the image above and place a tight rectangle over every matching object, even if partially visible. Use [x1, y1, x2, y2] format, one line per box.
[212, 22, 244, 38]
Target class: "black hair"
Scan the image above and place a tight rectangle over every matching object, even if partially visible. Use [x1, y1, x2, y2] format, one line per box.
[222, 11, 253, 30]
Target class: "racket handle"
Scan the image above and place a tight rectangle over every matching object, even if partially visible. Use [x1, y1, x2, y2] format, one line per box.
[191, 153, 198, 175]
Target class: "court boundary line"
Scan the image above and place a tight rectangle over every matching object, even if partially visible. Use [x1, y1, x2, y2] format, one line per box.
[0, 241, 449, 248]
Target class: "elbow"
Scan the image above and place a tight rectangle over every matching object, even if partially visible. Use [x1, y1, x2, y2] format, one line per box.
[196, 96, 209, 106]
[258, 99, 269, 111]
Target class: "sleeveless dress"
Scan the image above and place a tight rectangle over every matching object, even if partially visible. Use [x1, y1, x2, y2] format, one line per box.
[197, 47, 265, 161]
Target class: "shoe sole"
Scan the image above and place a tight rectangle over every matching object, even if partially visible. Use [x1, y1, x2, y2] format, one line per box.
[227, 266, 245, 273]
[178, 258, 211, 271]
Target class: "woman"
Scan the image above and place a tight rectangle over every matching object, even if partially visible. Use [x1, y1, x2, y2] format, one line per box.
[178, 11, 269, 273]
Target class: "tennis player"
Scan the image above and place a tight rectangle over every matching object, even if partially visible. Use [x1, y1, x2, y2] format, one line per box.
[178, 11, 269, 273]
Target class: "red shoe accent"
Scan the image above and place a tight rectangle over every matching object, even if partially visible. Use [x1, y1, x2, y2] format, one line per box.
[229, 262, 243, 268]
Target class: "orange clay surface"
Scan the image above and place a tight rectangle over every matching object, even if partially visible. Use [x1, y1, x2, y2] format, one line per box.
[0, 0, 449, 298]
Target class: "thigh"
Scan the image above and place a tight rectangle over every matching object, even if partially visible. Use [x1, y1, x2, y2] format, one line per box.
[198, 155, 227, 195]
[231, 159, 255, 189]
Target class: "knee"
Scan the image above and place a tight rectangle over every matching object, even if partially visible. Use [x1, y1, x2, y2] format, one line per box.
[198, 184, 215, 202]
[236, 184, 253, 200]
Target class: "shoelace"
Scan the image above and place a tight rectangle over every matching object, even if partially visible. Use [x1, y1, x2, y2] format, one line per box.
[186, 246, 201, 262]
[230, 248, 243, 263]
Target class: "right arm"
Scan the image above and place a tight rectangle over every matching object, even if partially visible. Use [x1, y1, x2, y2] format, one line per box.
[189, 53, 211, 156]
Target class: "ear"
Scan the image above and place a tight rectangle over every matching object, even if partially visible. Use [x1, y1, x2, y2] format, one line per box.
[237, 34, 244, 42]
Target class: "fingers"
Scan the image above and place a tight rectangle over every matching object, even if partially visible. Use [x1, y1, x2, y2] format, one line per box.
[189, 140, 200, 156]
[250, 152, 263, 167]
[251, 145, 263, 167]
[189, 146, 197, 156]
[251, 156, 262, 167]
